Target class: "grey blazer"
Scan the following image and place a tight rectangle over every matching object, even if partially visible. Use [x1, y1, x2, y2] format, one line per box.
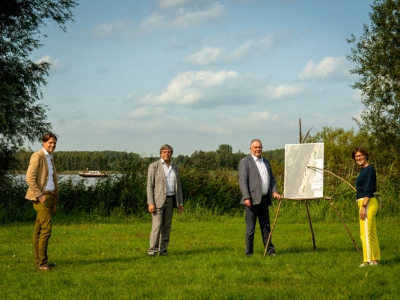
[146, 159, 183, 208]
[238, 155, 278, 206]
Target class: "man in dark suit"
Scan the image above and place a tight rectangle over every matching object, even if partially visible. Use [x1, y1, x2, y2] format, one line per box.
[147, 144, 184, 256]
[239, 139, 281, 256]
[25, 132, 58, 271]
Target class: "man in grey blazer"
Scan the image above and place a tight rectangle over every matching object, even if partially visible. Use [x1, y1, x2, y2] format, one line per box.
[239, 139, 281, 256]
[147, 144, 184, 256]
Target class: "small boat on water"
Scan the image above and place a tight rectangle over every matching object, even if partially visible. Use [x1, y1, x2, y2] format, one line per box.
[78, 170, 108, 178]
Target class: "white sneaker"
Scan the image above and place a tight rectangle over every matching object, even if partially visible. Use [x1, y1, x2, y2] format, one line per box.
[359, 262, 369, 268]
[370, 261, 378, 266]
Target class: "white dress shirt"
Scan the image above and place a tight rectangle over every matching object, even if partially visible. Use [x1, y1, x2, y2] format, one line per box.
[161, 159, 176, 196]
[251, 154, 270, 196]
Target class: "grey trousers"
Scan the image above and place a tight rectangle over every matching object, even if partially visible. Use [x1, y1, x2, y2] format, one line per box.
[244, 195, 275, 255]
[148, 196, 174, 255]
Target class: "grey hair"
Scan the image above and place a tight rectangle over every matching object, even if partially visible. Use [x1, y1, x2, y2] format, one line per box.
[160, 144, 173, 154]
[250, 139, 262, 147]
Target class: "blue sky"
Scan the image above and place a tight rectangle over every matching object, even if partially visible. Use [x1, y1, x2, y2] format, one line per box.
[29, 0, 373, 156]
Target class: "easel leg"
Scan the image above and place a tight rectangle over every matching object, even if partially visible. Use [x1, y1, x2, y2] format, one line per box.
[329, 199, 361, 254]
[263, 199, 282, 258]
[305, 200, 316, 251]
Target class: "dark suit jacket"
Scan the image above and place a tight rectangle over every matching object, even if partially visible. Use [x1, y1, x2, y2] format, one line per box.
[146, 159, 183, 209]
[25, 149, 59, 205]
[238, 154, 278, 206]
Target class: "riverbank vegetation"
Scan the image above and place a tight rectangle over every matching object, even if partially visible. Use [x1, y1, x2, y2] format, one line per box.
[2, 127, 400, 223]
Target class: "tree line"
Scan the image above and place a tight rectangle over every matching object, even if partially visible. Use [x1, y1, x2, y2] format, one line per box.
[12, 126, 400, 186]
[2, 127, 400, 223]
[13, 144, 285, 174]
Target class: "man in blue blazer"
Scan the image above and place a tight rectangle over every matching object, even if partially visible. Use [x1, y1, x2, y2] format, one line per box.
[147, 144, 184, 256]
[239, 139, 281, 256]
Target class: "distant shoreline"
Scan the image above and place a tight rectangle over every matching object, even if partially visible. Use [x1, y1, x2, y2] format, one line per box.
[11, 171, 111, 175]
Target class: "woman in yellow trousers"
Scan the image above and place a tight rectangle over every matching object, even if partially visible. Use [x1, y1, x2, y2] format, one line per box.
[352, 147, 380, 267]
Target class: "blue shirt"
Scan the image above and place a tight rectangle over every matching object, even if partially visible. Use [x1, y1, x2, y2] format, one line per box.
[356, 165, 376, 199]
[43, 149, 55, 192]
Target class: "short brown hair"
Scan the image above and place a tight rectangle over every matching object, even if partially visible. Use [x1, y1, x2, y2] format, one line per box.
[351, 146, 369, 161]
[41, 132, 58, 143]
[160, 144, 173, 155]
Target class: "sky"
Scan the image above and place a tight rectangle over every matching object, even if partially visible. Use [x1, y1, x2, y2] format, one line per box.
[29, 0, 374, 157]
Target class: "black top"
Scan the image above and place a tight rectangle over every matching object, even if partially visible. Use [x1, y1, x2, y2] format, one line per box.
[356, 165, 377, 199]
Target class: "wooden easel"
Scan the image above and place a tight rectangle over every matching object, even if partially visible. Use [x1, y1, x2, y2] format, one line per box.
[263, 196, 360, 257]
[263, 119, 360, 257]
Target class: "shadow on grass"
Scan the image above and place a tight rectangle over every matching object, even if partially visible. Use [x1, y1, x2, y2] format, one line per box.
[380, 255, 400, 266]
[53, 246, 230, 266]
[276, 245, 360, 255]
[170, 246, 231, 256]
[54, 256, 138, 266]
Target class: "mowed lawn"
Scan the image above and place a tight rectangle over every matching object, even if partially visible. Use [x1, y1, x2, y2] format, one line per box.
[1, 212, 399, 300]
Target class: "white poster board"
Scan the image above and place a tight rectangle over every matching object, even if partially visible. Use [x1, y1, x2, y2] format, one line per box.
[284, 143, 324, 199]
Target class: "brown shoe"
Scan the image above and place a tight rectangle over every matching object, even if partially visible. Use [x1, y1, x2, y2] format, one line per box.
[38, 264, 51, 271]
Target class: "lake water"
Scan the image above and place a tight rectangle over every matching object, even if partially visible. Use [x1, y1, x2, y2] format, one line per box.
[13, 174, 111, 187]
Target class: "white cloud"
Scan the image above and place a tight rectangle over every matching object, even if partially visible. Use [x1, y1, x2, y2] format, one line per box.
[140, 70, 239, 105]
[256, 84, 305, 100]
[92, 20, 131, 39]
[223, 110, 279, 134]
[178, 110, 279, 135]
[138, 13, 166, 32]
[92, 118, 164, 134]
[139, 2, 224, 32]
[185, 34, 274, 65]
[92, 3, 224, 39]
[352, 89, 362, 103]
[185, 47, 224, 65]
[241, 110, 279, 123]
[125, 93, 135, 100]
[130, 106, 166, 118]
[196, 122, 232, 135]
[157, 0, 194, 9]
[90, 114, 195, 136]
[35, 55, 68, 71]
[297, 56, 352, 81]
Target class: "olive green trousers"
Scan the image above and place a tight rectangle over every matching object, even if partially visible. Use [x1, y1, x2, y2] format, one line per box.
[33, 195, 54, 267]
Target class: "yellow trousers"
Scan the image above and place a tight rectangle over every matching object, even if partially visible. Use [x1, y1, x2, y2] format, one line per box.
[357, 197, 380, 262]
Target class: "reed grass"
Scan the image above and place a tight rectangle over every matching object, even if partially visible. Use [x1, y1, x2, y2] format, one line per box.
[1, 211, 399, 300]
[3, 168, 399, 224]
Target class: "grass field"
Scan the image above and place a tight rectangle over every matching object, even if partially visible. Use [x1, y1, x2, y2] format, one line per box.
[1, 209, 399, 300]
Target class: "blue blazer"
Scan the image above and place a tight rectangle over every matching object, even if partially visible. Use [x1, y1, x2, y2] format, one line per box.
[238, 155, 278, 206]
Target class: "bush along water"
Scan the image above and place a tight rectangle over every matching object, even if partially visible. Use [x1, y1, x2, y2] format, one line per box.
[2, 162, 399, 223]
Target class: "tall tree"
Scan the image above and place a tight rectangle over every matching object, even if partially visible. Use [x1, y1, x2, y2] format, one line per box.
[347, 0, 400, 153]
[0, 0, 77, 178]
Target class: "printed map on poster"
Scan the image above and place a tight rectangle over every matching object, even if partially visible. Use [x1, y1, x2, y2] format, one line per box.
[284, 143, 324, 199]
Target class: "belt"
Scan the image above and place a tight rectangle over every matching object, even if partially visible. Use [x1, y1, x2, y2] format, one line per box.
[43, 191, 55, 195]
[166, 195, 175, 198]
